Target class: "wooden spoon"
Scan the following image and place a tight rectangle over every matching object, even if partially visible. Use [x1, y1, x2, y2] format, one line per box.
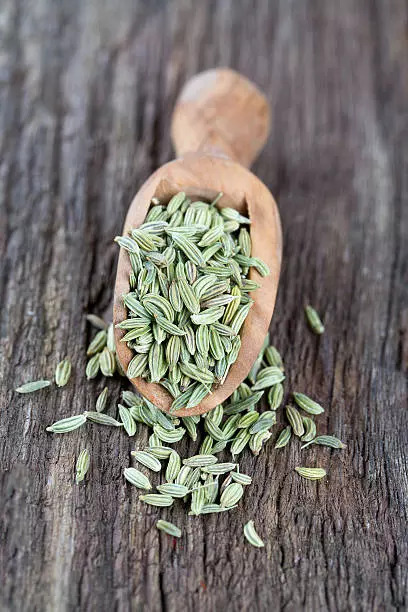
[114, 68, 282, 417]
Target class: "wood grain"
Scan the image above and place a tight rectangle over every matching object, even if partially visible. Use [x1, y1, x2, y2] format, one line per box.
[1, 0, 407, 611]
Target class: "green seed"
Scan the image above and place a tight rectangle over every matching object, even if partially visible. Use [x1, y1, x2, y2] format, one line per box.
[165, 450, 181, 482]
[285, 404, 305, 437]
[251, 367, 285, 391]
[268, 383, 284, 410]
[131, 450, 162, 472]
[96, 387, 109, 412]
[75, 449, 90, 484]
[230, 471, 252, 485]
[156, 519, 182, 538]
[86, 314, 108, 329]
[249, 411, 276, 434]
[86, 354, 100, 379]
[275, 426, 292, 448]
[301, 435, 346, 450]
[295, 467, 327, 480]
[249, 430, 272, 455]
[118, 404, 137, 436]
[202, 462, 236, 475]
[293, 392, 325, 415]
[157, 483, 189, 498]
[124, 467, 151, 490]
[55, 358, 72, 387]
[87, 330, 107, 356]
[46, 414, 86, 433]
[304, 305, 325, 334]
[183, 454, 218, 467]
[220, 483, 244, 508]
[243, 520, 265, 548]
[264, 346, 284, 370]
[139, 494, 173, 507]
[16, 380, 51, 394]
[99, 348, 116, 377]
[301, 417, 316, 442]
[84, 411, 122, 427]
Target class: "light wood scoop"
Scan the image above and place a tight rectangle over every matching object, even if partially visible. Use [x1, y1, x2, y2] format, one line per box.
[114, 68, 282, 417]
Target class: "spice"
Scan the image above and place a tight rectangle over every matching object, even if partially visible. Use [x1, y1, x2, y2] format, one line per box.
[15, 380, 51, 393]
[75, 449, 90, 483]
[244, 520, 265, 548]
[304, 305, 325, 335]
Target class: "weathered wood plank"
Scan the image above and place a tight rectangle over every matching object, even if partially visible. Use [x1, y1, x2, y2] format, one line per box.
[1, 0, 407, 610]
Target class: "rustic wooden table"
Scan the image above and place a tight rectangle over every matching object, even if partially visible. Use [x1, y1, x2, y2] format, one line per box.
[1, 1, 407, 610]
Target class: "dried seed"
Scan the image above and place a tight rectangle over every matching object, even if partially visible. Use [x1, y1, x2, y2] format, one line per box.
[264, 346, 284, 370]
[249, 411, 276, 434]
[55, 358, 72, 387]
[275, 425, 292, 449]
[305, 305, 325, 334]
[175, 465, 192, 486]
[16, 380, 51, 394]
[295, 467, 327, 480]
[249, 430, 272, 455]
[46, 414, 86, 433]
[153, 424, 186, 443]
[244, 520, 265, 548]
[139, 494, 174, 507]
[230, 471, 252, 485]
[96, 387, 108, 412]
[84, 411, 122, 427]
[230, 430, 251, 456]
[237, 411, 259, 429]
[268, 383, 284, 410]
[301, 417, 317, 442]
[182, 417, 198, 441]
[86, 354, 100, 379]
[99, 348, 116, 377]
[285, 404, 304, 437]
[301, 435, 346, 450]
[190, 486, 206, 515]
[87, 329, 107, 356]
[146, 446, 173, 460]
[86, 314, 108, 329]
[183, 455, 218, 468]
[220, 482, 244, 508]
[156, 519, 182, 538]
[251, 367, 285, 390]
[224, 391, 264, 415]
[165, 450, 181, 482]
[132, 450, 162, 472]
[157, 483, 189, 498]
[293, 392, 325, 415]
[124, 467, 151, 490]
[202, 462, 236, 475]
[75, 449, 90, 484]
[118, 404, 137, 436]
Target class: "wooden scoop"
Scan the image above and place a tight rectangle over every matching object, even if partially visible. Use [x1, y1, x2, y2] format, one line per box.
[114, 68, 282, 417]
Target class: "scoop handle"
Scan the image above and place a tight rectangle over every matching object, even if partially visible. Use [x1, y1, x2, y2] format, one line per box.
[171, 68, 270, 169]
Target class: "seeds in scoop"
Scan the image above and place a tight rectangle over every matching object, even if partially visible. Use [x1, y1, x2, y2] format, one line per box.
[275, 426, 292, 448]
[75, 449, 90, 484]
[301, 435, 346, 449]
[131, 450, 162, 472]
[124, 467, 151, 490]
[293, 392, 325, 415]
[55, 358, 72, 387]
[139, 494, 174, 507]
[46, 414, 86, 433]
[244, 520, 265, 548]
[16, 380, 51, 394]
[295, 467, 327, 480]
[285, 404, 305, 437]
[304, 305, 325, 334]
[156, 519, 182, 538]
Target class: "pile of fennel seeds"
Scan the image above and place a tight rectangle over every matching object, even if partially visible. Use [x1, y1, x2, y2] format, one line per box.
[114, 191, 270, 412]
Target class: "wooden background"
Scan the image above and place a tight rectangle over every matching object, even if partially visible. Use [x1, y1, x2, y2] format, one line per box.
[1, 1, 407, 610]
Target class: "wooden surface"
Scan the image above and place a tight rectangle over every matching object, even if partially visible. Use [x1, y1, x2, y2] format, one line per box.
[1, 1, 407, 610]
